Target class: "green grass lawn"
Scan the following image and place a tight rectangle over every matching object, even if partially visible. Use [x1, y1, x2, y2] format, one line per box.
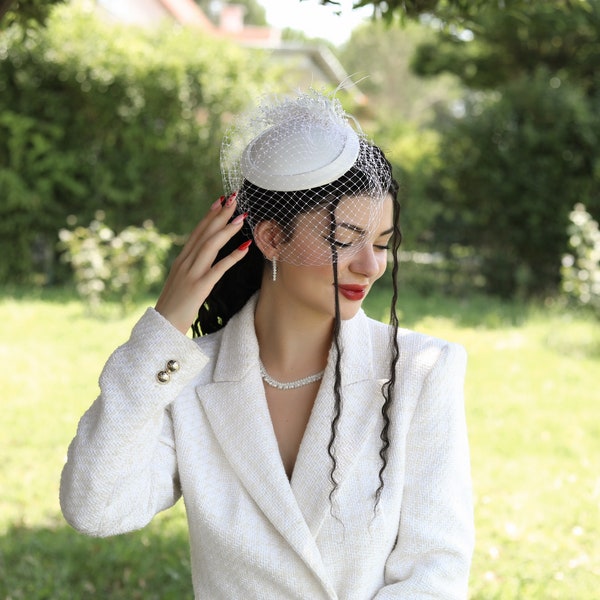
[1, 284, 599, 599]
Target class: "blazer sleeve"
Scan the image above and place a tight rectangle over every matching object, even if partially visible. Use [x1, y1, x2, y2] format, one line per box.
[59, 308, 209, 537]
[374, 342, 475, 599]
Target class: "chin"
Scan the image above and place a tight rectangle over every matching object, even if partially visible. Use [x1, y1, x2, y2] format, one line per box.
[338, 304, 363, 321]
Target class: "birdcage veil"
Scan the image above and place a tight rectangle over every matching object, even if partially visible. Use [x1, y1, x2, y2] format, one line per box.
[220, 89, 392, 266]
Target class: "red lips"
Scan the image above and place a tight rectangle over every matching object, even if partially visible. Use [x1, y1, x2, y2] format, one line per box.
[337, 284, 368, 301]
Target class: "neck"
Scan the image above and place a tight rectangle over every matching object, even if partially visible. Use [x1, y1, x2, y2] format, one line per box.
[254, 278, 333, 378]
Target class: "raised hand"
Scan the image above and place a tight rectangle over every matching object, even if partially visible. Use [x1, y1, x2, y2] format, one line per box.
[154, 193, 251, 334]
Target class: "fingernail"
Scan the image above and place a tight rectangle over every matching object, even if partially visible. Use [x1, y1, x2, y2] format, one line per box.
[237, 240, 252, 252]
[231, 212, 248, 225]
[210, 197, 223, 211]
[225, 192, 237, 207]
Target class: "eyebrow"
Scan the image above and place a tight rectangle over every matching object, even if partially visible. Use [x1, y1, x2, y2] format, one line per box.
[336, 223, 394, 237]
[378, 227, 394, 237]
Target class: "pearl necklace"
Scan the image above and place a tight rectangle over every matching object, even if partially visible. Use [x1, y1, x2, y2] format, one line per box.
[259, 358, 325, 390]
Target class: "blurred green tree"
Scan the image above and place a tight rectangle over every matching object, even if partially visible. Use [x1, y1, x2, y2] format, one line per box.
[317, 0, 515, 22]
[412, 0, 600, 94]
[0, 0, 64, 27]
[430, 71, 597, 296]
[409, 0, 600, 296]
[0, 1, 271, 283]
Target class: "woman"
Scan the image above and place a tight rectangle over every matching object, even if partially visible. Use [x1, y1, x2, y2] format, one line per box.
[60, 90, 474, 599]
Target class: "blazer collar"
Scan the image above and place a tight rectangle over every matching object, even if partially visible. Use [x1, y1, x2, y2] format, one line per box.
[196, 295, 387, 591]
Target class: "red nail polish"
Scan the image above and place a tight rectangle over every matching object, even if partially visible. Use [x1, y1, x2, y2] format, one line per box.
[237, 240, 252, 252]
[231, 212, 248, 225]
[218, 195, 226, 205]
[225, 192, 237, 207]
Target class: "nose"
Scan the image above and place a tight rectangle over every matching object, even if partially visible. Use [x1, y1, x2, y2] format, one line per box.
[349, 244, 380, 278]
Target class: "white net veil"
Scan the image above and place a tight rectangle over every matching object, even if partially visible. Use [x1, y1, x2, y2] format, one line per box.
[220, 89, 392, 266]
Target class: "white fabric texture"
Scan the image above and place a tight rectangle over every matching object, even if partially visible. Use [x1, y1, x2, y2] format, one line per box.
[60, 295, 474, 599]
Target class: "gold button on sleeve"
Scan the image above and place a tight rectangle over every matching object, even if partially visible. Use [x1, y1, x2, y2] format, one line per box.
[156, 370, 171, 384]
[166, 359, 180, 373]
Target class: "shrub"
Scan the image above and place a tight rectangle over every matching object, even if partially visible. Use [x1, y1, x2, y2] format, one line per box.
[58, 212, 173, 313]
[561, 203, 600, 315]
[0, 1, 270, 283]
[428, 70, 599, 297]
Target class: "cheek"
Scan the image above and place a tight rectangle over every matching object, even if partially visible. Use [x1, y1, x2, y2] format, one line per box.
[375, 253, 388, 278]
[316, 264, 335, 281]
[287, 264, 332, 285]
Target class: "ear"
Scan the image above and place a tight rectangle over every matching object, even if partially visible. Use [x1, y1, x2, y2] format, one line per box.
[253, 220, 284, 259]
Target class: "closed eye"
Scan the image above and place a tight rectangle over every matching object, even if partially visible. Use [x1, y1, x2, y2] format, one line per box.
[374, 234, 393, 251]
[323, 236, 390, 251]
[323, 234, 356, 249]
[331, 239, 353, 249]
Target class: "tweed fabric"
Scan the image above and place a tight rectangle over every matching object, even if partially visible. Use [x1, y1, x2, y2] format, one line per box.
[60, 295, 474, 599]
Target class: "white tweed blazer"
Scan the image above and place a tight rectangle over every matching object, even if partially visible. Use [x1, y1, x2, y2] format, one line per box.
[60, 294, 474, 599]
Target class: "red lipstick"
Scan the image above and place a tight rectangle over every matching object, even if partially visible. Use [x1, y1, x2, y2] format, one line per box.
[337, 284, 368, 301]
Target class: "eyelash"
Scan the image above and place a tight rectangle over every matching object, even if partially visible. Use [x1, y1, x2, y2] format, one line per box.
[329, 239, 352, 249]
[324, 237, 390, 251]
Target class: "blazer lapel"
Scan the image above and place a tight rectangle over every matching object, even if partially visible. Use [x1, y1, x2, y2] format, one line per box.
[194, 297, 333, 590]
[291, 310, 387, 536]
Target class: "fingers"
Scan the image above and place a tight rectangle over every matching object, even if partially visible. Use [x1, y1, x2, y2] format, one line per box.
[182, 202, 247, 276]
[178, 192, 238, 264]
[198, 237, 253, 291]
[154, 192, 251, 333]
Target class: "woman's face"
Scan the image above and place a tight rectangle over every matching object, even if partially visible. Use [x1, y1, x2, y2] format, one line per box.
[274, 194, 394, 321]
